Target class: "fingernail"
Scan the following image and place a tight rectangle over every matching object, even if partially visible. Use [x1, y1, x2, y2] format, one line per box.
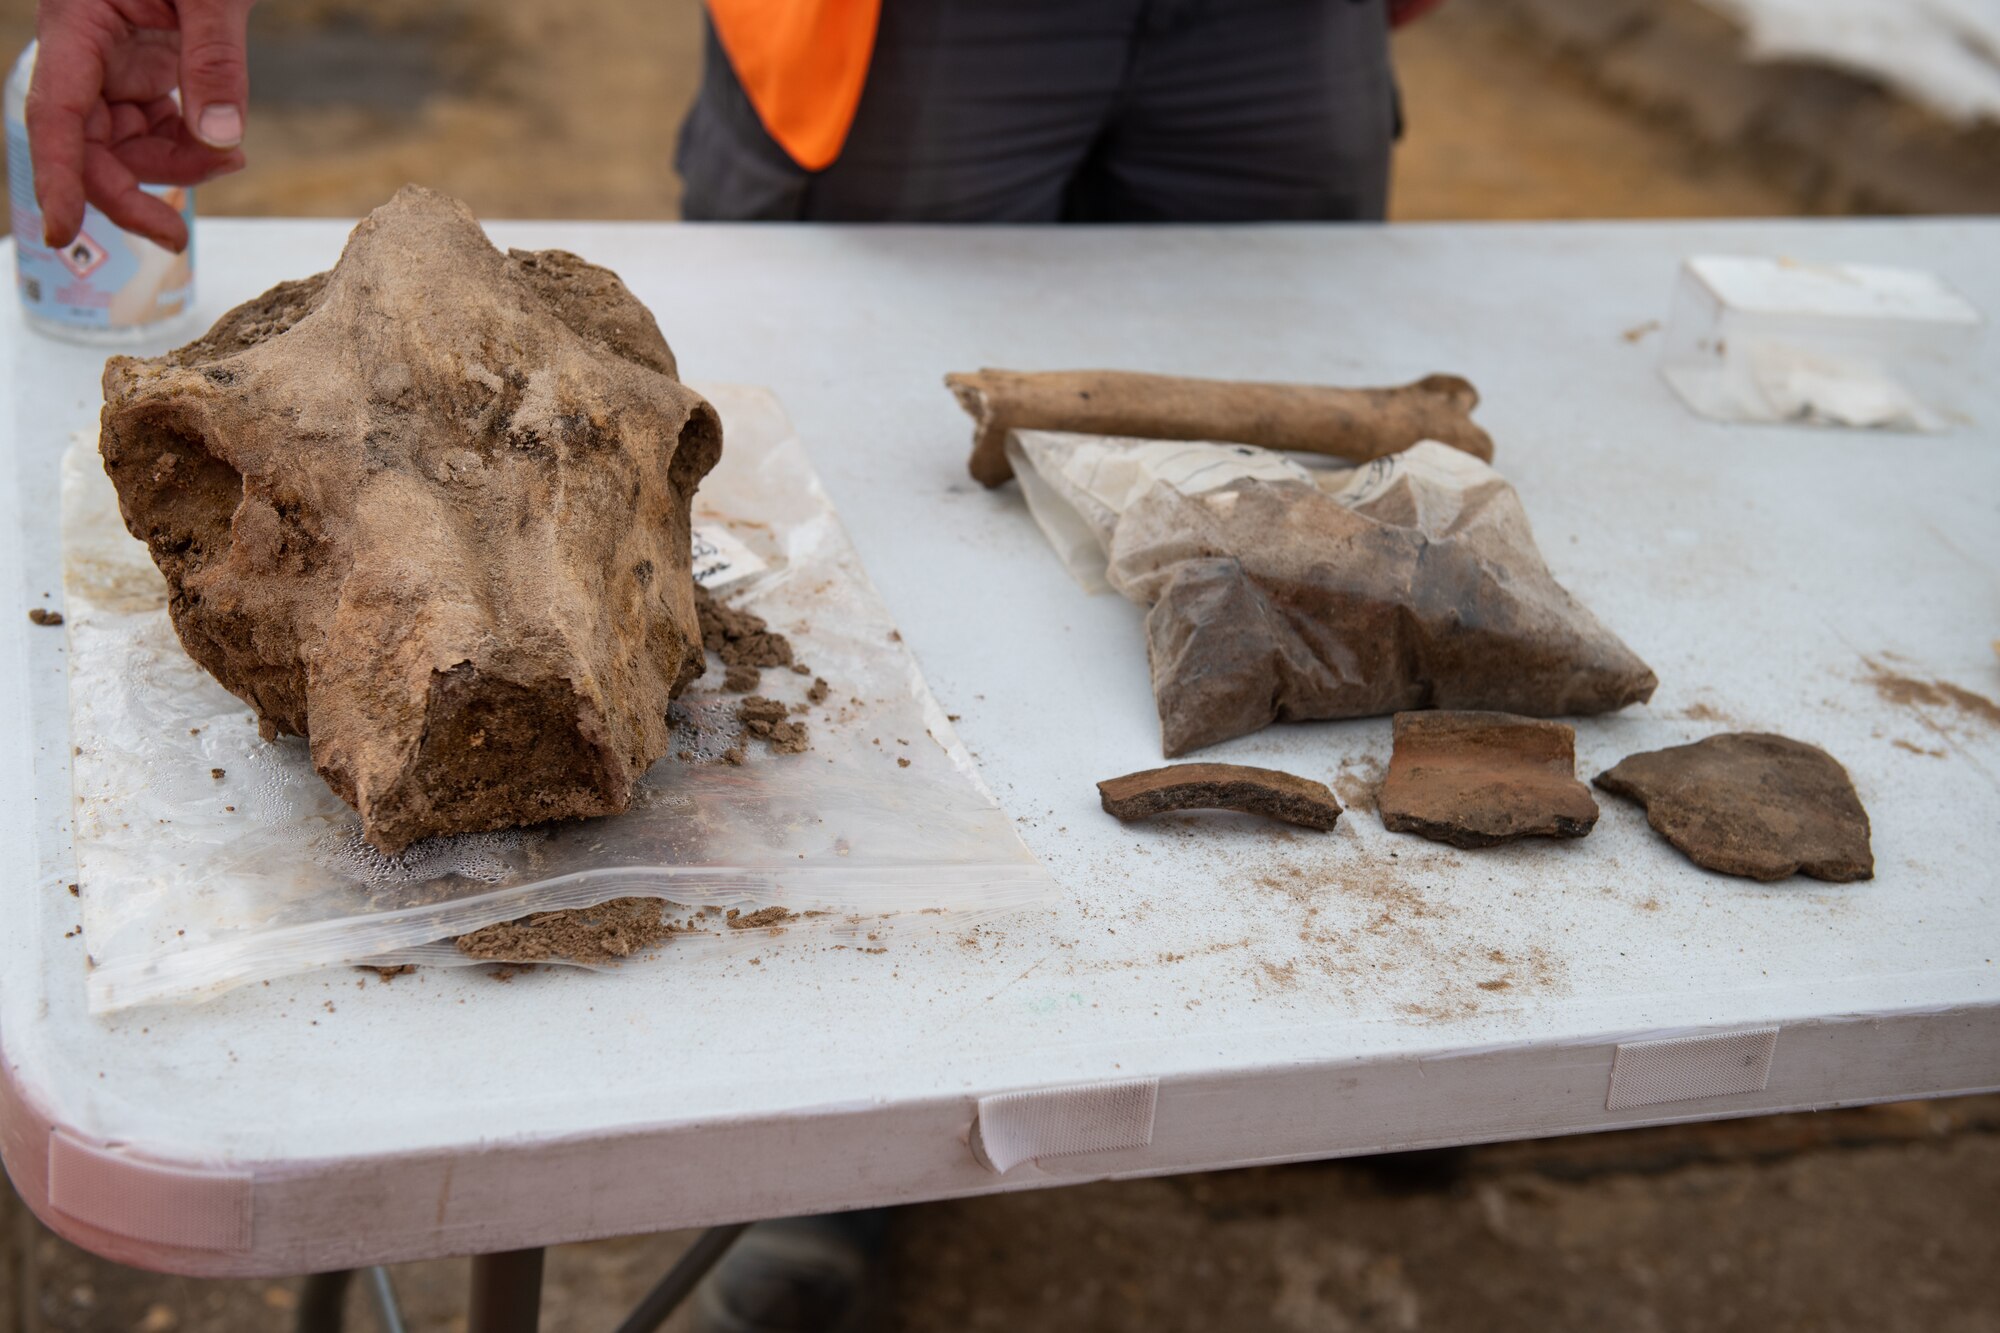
[196, 104, 243, 148]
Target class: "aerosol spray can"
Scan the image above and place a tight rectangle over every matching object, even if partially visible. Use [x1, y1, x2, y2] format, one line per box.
[6, 40, 197, 344]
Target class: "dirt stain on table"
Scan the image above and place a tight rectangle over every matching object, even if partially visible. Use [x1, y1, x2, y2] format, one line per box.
[1228, 843, 1569, 1020]
[1863, 658, 2000, 732]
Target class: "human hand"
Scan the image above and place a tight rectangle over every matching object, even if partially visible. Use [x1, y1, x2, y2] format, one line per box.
[27, 0, 256, 253]
[1389, 0, 1448, 26]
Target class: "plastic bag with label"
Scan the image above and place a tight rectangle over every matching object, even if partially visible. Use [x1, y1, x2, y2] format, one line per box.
[64, 385, 1057, 1011]
[1008, 431, 1657, 756]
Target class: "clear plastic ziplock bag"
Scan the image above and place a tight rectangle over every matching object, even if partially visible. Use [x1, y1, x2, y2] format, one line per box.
[1006, 430, 1658, 758]
[64, 383, 1057, 1011]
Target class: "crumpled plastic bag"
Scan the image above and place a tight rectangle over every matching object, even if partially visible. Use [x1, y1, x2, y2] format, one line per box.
[1008, 431, 1658, 756]
[64, 385, 1058, 1011]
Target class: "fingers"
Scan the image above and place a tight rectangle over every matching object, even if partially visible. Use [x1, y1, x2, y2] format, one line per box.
[25, 15, 110, 247]
[27, 0, 245, 249]
[83, 145, 189, 252]
[1388, 0, 1449, 27]
[176, 0, 255, 149]
[115, 136, 245, 186]
[122, 95, 245, 181]
[104, 101, 148, 142]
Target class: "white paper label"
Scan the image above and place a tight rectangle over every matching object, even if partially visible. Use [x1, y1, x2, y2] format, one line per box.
[691, 524, 767, 592]
[1066, 439, 1313, 512]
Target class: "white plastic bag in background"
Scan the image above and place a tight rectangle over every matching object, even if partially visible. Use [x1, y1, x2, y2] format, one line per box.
[65, 383, 1056, 1011]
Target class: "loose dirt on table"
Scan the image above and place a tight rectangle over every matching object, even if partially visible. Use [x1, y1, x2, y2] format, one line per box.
[1863, 657, 2000, 731]
[1332, 754, 1386, 814]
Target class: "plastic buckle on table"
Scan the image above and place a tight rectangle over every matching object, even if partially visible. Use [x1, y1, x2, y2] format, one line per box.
[1607, 1027, 1781, 1111]
[47, 1129, 253, 1251]
[970, 1078, 1159, 1174]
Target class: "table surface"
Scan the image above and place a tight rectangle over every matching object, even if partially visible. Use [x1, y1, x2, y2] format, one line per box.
[2, 218, 1996, 1277]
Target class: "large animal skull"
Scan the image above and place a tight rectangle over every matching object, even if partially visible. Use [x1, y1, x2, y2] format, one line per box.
[99, 187, 722, 853]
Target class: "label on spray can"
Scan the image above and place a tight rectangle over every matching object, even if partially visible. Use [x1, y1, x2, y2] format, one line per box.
[6, 47, 196, 336]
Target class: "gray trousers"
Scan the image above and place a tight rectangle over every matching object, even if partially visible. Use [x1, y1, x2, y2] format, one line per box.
[676, 0, 1395, 223]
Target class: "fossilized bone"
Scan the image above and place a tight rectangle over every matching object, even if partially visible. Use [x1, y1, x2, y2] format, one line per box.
[946, 368, 1494, 487]
[99, 186, 722, 853]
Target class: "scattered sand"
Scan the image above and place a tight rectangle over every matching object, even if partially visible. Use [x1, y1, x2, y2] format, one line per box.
[1864, 659, 2000, 731]
[726, 906, 797, 930]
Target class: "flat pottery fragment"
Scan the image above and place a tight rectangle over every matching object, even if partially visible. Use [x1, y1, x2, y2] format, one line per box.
[1377, 710, 1598, 849]
[1097, 762, 1342, 831]
[98, 186, 723, 853]
[1594, 733, 1873, 882]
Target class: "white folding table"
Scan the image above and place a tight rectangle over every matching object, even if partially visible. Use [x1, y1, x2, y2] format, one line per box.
[2, 218, 1996, 1329]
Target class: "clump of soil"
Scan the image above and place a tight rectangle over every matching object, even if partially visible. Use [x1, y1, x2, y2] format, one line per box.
[695, 585, 794, 668]
[739, 696, 788, 727]
[27, 607, 63, 626]
[1377, 710, 1598, 848]
[726, 905, 797, 929]
[1595, 733, 1873, 882]
[1097, 762, 1343, 831]
[454, 896, 689, 963]
[693, 584, 818, 704]
[739, 695, 810, 754]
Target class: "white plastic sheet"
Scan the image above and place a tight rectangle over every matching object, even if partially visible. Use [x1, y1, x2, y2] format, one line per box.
[64, 383, 1056, 1011]
[1699, 0, 2000, 123]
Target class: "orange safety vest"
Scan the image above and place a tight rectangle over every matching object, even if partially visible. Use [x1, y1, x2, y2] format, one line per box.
[706, 0, 884, 172]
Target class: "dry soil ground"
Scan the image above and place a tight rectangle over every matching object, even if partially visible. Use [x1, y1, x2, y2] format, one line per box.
[1, 2, 1993, 1330]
